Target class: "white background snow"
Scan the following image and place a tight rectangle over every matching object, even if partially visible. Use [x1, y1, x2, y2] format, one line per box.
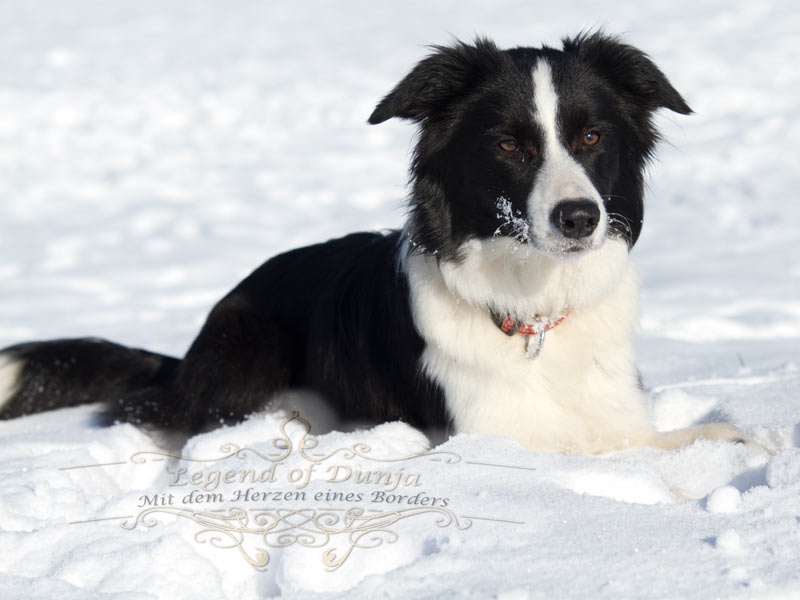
[1, 1, 799, 598]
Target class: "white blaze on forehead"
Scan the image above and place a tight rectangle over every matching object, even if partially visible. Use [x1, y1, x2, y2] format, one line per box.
[532, 59, 561, 147]
[528, 59, 607, 249]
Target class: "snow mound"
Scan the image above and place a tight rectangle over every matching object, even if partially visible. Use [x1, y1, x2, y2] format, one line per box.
[706, 485, 742, 514]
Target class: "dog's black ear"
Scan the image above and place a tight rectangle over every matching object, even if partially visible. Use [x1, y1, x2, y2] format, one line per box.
[564, 32, 693, 115]
[368, 39, 501, 124]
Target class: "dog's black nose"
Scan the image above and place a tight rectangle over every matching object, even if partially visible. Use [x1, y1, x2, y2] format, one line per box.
[550, 200, 601, 239]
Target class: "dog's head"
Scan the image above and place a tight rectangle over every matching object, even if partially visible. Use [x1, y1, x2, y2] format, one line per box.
[369, 33, 691, 265]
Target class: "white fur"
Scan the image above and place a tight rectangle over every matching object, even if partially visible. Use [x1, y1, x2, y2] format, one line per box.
[0, 354, 23, 411]
[406, 237, 654, 454]
[439, 236, 631, 320]
[529, 60, 608, 254]
[405, 237, 760, 454]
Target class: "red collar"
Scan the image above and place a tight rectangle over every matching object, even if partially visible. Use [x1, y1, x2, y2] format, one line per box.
[490, 310, 570, 359]
[492, 311, 570, 336]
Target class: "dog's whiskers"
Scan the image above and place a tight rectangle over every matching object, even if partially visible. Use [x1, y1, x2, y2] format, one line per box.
[605, 209, 634, 239]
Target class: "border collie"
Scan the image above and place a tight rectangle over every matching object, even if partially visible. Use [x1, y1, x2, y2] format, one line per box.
[0, 33, 752, 453]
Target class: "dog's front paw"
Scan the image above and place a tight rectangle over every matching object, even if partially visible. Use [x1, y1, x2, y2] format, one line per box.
[695, 422, 750, 444]
[697, 422, 774, 454]
[650, 422, 773, 453]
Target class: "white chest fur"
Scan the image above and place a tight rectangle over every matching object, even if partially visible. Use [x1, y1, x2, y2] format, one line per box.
[403, 237, 653, 454]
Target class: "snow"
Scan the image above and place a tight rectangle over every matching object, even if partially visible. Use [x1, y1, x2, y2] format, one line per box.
[715, 528, 743, 553]
[706, 486, 743, 514]
[1, 0, 799, 598]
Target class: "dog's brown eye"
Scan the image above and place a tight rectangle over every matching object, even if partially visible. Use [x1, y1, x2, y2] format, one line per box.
[583, 131, 601, 146]
[498, 139, 518, 152]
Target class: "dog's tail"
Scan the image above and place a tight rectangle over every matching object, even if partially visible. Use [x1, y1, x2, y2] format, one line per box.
[0, 338, 182, 427]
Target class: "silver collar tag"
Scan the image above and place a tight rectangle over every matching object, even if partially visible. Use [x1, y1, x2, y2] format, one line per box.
[524, 328, 546, 360]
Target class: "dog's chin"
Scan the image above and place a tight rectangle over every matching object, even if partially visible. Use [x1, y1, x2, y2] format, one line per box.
[529, 235, 606, 260]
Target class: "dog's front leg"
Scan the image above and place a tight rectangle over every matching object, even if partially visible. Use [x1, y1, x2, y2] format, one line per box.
[647, 423, 771, 453]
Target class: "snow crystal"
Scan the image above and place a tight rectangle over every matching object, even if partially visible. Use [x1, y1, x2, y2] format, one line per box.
[494, 196, 530, 244]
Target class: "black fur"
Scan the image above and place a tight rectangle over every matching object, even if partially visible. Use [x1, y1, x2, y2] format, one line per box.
[370, 33, 690, 257]
[0, 339, 178, 419]
[1, 233, 448, 433]
[0, 33, 690, 434]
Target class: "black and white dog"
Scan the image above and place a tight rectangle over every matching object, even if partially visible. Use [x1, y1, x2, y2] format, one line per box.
[0, 33, 750, 453]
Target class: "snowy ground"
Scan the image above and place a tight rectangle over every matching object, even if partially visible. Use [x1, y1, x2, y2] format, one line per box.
[1, 1, 799, 598]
